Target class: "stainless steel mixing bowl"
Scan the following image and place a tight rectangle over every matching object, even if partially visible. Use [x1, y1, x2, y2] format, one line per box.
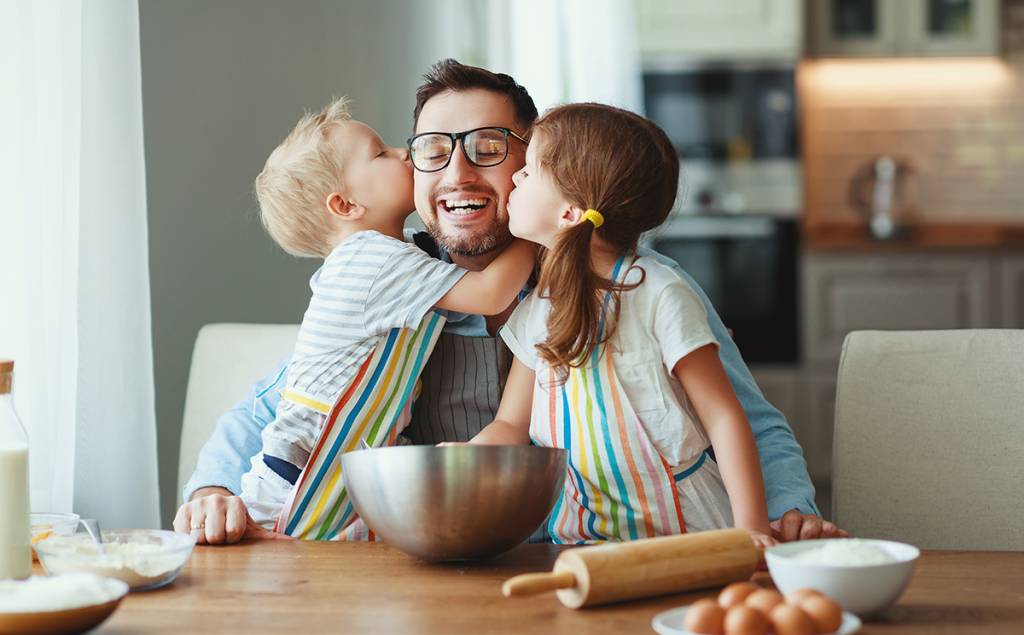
[341, 445, 567, 561]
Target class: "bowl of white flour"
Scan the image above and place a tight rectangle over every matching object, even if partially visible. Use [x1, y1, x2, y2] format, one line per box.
[0, 573, 128, 634]
[765, 538, 920, 616]
[34, 529, 195, 591]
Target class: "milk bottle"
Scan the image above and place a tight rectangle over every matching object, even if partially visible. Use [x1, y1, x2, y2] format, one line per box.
[0, 359, 31, 579]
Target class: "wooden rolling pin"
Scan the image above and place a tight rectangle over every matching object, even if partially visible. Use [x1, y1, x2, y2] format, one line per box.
[502, 528, 759, 609]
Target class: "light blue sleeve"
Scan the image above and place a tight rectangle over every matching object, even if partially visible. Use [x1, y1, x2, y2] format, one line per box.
[638, 247, 820, 519]
[181, 359, 289, 502]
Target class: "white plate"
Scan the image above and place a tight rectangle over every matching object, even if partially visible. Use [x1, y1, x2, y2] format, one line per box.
[651, 605, 861, 635]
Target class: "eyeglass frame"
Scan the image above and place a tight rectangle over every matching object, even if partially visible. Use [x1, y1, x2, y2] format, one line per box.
[406, 126, 528, 173]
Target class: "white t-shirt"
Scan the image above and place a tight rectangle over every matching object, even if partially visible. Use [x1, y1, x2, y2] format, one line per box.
[499, 255, 719, 467]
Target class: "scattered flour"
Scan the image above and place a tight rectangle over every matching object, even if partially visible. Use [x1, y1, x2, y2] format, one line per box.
[790, 539, 899, 566]
[0, 573, 126, 612]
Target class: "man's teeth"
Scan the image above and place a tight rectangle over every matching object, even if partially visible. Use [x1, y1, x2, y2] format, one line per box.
[443, 198, 488, 215]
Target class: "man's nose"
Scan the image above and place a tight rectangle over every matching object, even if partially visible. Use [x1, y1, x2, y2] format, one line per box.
[440, 141, 478, 186]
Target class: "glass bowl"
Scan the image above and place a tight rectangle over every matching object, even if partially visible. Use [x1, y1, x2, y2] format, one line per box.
[30, 513, 81, 562]
[34, 529, 195, 592]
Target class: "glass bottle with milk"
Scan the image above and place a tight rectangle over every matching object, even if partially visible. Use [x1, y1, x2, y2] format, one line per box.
[0, 359, 31, 579]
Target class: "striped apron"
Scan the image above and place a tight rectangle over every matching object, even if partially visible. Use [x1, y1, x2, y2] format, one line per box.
[275, 311, 446, 540]
[531, 256, 712, 544]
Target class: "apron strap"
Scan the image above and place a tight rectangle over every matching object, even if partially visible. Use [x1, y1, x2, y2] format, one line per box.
[673, 447, 713, 482]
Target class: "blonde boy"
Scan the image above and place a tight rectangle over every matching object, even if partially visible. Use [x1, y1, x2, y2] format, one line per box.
[240, 97, 533, 533]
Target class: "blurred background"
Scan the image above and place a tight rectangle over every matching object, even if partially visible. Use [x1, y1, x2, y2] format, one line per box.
[3, 0, 1023, 528]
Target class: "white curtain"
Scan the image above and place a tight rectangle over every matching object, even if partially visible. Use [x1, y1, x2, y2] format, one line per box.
[478, 0, 644, 115]
[0, 0, 159, 529]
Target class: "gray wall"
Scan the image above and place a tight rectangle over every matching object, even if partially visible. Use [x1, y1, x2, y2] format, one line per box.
[140, 0, 450, 526]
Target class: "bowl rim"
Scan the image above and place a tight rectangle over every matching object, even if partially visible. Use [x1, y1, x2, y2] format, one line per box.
[30, 512, 81, 525]
[34, 528, 196, 557]
[765, 537, 921, 568]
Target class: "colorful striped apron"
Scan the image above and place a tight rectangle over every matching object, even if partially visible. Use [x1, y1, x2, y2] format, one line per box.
[275, 311, 446, 540]
[530, 256, 711, 544]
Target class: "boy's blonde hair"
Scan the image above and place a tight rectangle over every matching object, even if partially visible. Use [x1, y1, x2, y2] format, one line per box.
[255, 96, 352, 257]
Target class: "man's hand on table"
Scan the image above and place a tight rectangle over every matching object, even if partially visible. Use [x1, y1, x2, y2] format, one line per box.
[770, 509, 849, 542]
[173, 486, 295, 545]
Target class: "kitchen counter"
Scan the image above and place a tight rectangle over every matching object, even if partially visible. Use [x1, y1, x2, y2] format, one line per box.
[805, 222, 1024, 250]
[84, 540, 1024, 634]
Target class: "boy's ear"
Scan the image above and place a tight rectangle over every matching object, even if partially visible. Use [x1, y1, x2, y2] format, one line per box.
[326, 192, 366, 221]
[557, 205, 583, 229]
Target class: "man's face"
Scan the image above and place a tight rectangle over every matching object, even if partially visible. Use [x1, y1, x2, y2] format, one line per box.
[413, 89, 526, 258]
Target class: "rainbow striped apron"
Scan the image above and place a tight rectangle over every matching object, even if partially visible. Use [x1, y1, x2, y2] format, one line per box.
[530, 256, 712, 544]
[275, 311, 446, 540]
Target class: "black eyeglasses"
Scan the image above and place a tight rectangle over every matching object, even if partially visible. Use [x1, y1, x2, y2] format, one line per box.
[406, 126, 527, 173]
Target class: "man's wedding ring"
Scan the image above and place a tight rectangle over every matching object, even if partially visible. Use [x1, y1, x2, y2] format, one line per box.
[191, 523, 205, 530]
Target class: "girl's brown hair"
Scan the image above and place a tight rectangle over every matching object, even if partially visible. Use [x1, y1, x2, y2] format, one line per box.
[532, 103, 679, 373]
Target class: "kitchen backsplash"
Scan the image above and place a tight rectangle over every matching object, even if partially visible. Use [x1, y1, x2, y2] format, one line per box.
[800, 0, 1024, 227]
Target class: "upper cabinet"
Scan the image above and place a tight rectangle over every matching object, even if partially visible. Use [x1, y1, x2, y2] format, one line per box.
[636, 0, 803, 60]
[808, 0, 1000, 57]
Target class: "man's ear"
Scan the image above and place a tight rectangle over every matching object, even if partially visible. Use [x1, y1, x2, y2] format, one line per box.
[326, 192, 366, 221]
[557, 205, 583, 229]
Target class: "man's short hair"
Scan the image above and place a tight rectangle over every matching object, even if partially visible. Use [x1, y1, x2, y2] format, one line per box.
[413, 59, 538, 133]
[254, 96, 351, 258]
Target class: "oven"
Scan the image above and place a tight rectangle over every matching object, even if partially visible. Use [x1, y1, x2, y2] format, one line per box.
[644, 215, 800, 364]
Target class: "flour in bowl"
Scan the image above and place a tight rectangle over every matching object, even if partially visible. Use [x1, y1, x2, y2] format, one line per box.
[36, 535, 188, 588]
[0, 573, 126, 612]
[790, 539, 898, 566]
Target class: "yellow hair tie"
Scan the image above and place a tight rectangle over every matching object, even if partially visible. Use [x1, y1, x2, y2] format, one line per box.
[581, 208, 604, 228]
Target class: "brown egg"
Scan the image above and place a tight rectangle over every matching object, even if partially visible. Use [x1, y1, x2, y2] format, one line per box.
[718, 581, 759, 609]
[744, 588, 784, 615]
[723, 605, 769, 635]
[784, 588, 823, 607]
[800, 595, 844, 634]
[684, 598, 726, 635]
[770, 604, 816, 635]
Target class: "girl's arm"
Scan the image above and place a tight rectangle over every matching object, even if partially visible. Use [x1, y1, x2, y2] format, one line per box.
[673, 344, 775, 549]
[470, 357, 535, 445]
[434, 239, 536, 316]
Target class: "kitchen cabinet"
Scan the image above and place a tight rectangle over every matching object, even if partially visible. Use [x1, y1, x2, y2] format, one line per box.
[997, 254, 1024, 328]
[808, 0, 999, 57]
[791, 248, 1022, 496]
[801, 251, 994, 362]
[636, 0, 802, 60]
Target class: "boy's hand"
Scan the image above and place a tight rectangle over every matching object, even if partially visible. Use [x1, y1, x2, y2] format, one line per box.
[173, 490, 294, 545]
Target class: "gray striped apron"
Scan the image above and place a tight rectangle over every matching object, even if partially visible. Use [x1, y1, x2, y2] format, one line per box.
[404, 331, 550, 544]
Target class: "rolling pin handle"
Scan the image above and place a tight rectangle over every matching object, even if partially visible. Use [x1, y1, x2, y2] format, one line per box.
[502, 571, 577, 598]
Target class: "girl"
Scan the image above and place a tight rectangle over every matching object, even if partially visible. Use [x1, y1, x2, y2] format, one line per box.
[469, 103, 775, 548]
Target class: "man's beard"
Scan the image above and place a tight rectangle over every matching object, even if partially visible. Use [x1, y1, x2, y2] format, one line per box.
[424, 214, 514, 258]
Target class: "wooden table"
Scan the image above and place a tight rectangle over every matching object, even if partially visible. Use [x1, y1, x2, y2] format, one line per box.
[90, 541, 1023, 634]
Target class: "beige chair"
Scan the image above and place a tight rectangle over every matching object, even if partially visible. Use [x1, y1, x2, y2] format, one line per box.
[832, 329, 1024, 550]
[176, 323, 299, 506]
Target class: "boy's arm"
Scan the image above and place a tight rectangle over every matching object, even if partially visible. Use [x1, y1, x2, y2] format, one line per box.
[435, 239, 535, 316]
[182, 360, 287, 502]
[470, 358, 535, 445]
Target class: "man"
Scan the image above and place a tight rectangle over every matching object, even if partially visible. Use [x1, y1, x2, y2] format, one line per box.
[175, 59, 846, 545]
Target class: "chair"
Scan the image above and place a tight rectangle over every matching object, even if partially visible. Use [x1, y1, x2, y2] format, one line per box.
[832, 329, 1024, 550]
[176, 323, 299, 506]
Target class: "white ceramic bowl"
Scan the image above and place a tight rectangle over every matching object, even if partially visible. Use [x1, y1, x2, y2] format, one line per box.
[765, 538, 919, 616]
[35, 529, 195, 592]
